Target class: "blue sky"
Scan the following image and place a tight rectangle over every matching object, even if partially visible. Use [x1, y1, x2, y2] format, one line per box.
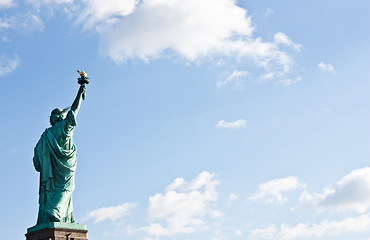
[0, 0, 370, 240]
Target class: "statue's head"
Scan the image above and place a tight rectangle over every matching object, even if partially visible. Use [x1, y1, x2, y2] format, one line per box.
[50, 108, 66, 126]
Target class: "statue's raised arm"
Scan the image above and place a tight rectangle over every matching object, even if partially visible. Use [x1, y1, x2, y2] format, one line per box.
[71, 84, 86, 115]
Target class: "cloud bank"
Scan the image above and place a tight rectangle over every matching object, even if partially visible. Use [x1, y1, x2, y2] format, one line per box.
[250, 214, 370, 240]
[98, 0, 253, 61]
[300, 167, 370, 213]
[81, 168, 370, 239]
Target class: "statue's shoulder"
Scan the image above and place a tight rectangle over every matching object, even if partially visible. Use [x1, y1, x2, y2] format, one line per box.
[35, 128, 50, 148]
[39, 128, 50, 139]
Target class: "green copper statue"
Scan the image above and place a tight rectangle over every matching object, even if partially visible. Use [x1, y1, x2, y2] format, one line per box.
[33, 71, 88, 224]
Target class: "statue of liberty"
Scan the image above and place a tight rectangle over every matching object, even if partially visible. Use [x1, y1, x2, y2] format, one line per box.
[33, 71, 88, 224]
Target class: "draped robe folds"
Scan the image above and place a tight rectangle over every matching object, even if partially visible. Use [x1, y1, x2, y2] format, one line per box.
[33, 110, 77, 224]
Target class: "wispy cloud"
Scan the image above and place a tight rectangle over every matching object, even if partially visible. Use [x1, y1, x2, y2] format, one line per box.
[300, 167, 370, 213]
[318, 62, 335, 73]
[226, 193, 239, 207]
[83, 202, 136, 223]
[264, 8, 274, 17]
[274, 32, 301, 52]
[259, 72, 275, 81]
[250, 225, 276, 240]
[235, 229, 243, 236]
[0, 0, 13, 9]
[145, 171, 221, 236]
[228, 193, 239, 202]
[0, 13, 44, 31]
[1, 36, 11, 42]
[248, 176, 306, 204]
[0, 54, 20, 77]
[249, 214, 370, 240]
[275, 76, 302, 87]
[216, 70, 248, 88]
[216, 119, 247, 129]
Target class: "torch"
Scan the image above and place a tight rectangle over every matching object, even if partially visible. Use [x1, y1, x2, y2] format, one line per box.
[77, 69, 89, 100]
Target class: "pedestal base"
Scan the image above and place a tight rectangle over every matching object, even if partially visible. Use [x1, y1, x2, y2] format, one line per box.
[25, 223, 88, 240]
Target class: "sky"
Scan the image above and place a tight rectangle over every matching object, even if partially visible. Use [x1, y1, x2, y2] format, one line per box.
[0, 0, 370, 240]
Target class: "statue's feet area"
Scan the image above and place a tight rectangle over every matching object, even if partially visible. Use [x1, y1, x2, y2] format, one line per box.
[27, 222, 87, 234]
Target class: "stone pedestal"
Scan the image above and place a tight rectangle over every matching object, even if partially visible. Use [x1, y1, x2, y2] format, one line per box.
[26, 223, 88, 240]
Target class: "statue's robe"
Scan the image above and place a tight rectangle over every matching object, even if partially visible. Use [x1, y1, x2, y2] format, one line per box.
[33, 110, 77, 224]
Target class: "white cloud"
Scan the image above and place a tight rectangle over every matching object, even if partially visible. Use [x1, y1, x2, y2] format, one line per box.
[216, 119, 247, 129]
[92, 0, 297, 74]
[83, 202, 136, 223]
[1, 0, 299, 78]
[216, 70, 248, 88]
[13, 0, 299, 77]
[318, 62, 335, 73]
[146, 171, 220, 236]
[97, 0, 251, 61]
[77, 0, 138, 30]
[275, 76, 302, 87]
[0, 55, 20, 76]
[249, 176, 306, 204]
[300, 167, 370, 213]
[274, 32, 301, 52]
[0, 0, 13, 8]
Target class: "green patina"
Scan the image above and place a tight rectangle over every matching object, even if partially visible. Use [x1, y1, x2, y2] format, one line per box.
[31, 79, 87, 229]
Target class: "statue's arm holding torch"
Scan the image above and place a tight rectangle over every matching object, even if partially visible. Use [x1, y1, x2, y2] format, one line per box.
[71, 84, 86, 115]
